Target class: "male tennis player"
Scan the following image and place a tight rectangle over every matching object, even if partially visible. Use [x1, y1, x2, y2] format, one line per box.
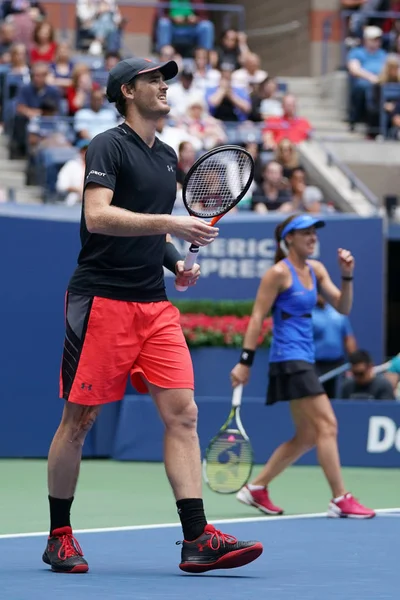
[42, 56, 263, 574]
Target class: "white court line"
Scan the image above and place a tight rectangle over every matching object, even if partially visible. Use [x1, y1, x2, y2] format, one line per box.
[0, 507, 399, 540]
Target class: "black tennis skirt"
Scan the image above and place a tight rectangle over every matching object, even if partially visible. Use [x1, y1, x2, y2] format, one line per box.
[266, 360, 325, 405]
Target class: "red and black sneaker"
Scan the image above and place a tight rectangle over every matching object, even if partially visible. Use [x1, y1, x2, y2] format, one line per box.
[42, 526, 89, 573]
[178, 524, 263, 574]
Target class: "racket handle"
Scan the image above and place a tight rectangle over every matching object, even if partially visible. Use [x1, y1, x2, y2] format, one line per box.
[232, 384, 243, 407]
[175, 245, 199, 292]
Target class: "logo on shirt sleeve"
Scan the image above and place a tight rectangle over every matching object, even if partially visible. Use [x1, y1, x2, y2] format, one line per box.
[87, 170, 106, 178]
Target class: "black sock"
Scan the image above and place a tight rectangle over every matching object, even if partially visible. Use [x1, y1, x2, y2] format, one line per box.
[49, 496, 74, 534]
[176, 498, 207, 541]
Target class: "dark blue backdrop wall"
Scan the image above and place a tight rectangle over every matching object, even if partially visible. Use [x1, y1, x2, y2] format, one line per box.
[0, 210, 387, 461]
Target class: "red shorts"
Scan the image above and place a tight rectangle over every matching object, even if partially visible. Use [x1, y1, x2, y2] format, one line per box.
[59, 293, 194, 405]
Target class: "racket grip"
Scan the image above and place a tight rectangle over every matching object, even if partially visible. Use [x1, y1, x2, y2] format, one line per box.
[175, 245, 199, 292]
[232, 384, 243, 407]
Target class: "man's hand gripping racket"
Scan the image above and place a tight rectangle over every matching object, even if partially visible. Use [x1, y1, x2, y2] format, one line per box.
[175, 145, 255, 292]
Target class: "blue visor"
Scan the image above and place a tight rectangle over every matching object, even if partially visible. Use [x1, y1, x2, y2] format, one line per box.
[280, 215, 325, 240]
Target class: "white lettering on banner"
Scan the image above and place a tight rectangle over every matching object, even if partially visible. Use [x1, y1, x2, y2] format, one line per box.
[166, 236, 321, 279]
[367, 416, 400, 453]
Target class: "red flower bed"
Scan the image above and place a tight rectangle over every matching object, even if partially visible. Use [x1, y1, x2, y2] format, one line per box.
[180, 313, 273, 348]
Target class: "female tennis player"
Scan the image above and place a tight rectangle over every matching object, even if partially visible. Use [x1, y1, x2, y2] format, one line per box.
[230, 213, 375, 519]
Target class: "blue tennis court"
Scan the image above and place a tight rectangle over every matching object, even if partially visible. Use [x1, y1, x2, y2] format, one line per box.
[1, 511, 399, 599]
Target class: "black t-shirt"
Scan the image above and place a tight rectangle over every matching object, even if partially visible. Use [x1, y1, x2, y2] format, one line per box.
[340, 375, 395, 400]
[251, 185, 291, 211]
[67, 122, 178, 302]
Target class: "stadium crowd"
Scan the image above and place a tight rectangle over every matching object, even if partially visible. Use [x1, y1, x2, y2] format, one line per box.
[0, 0, 338, 213]
[342, 0, 400, 137]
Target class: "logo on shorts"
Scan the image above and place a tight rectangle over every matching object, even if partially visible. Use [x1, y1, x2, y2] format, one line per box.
[87, 170, 106, 178]
[167, 165, 174, 172]
[81, 383, 93, 391]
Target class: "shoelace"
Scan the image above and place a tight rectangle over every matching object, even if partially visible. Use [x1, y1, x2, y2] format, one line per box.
[58, 533, 84, 560]
[176, 529, 238, 549]
[208, 529, 237, 550]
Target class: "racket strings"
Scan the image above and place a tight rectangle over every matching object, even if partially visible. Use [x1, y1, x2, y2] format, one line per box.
[204, 433, 253, 494]
[184, 149, 253, 218]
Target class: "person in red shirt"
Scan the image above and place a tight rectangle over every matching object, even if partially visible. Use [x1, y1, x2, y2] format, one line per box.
[30, 20, 57, 64]
[263, 94, 312, 150]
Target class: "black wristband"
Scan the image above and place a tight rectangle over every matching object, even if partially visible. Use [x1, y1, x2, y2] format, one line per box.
[164, 241, 182, 274]
[239, 349, 255, 367]
[341, 276, 354, 281]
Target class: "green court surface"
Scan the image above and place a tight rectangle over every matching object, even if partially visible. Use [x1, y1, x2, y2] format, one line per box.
[1, 460, 399, 534]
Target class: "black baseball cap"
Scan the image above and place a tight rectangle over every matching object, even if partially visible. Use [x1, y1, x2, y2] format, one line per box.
[106, 56, 179, 102]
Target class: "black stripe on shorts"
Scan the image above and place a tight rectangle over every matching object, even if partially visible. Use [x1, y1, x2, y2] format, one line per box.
[61, 293, 93, 400]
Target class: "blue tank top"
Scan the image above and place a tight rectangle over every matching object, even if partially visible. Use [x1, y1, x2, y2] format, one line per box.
[269, 259, 317, 364]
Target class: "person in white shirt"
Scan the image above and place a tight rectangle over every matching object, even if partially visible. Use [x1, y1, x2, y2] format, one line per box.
[56, 139, 89, 205]
[74, 88, 118, 140]
[191, 47, 221, 92]
[166, 68, 204, 118]
[232, 52, 267, 92]
[155, 115, 202, 153]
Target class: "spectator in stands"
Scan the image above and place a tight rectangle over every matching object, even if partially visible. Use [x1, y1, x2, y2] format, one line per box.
[206, 68, 251, 122]
[30, 20, 57, 64]
[0, 22, 15, 63]
[176, 140, 196, 186]
[191, 47, 220, 91]
[77, 0, 123, 55]
[74, 88, 118, 140]
[47, 42, 74, 92]
[366, 53, 400, 137]
[236, 141, 262, 210]
[104, 50, 121, 71]
[280, 167, 326, 214]
[158, 44, 183, 76]
[179, 95, 227, 150]
[156, 0, 215, 52]
[2, 0, 46, 20]
[27, 98, 72, 151]
[275, 138, 301, 178]
[313, 294, 357, 399]
[215, 29, 250, 71]
[232, 52, 268, 92]
[66, 63, 97, 116]
[262, 94, 312, 150]
[249, 76, 283, 122]
[56, 139, 89, 206]
[342, 0, 390, 42]
[13, 61, 60, 156]
[8, 43, 30, 80]
[340, 349, 395, 400]
[347, 25, 387, 129]
[25, 97, 72, 184]
[389, 98, 400, 137]
[166, 67, 200, 118]
[302, 186, 325, 214]
[250, 160, 291, 213]
[2, 1, 43, 50]
[155, 114, 201, 153]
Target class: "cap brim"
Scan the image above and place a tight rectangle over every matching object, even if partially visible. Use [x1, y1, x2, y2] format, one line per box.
[137, 60, 178, 81]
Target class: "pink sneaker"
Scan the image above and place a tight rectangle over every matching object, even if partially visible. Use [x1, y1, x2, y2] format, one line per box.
[236, 485, 284, 515]
[328, 493, 376, 519]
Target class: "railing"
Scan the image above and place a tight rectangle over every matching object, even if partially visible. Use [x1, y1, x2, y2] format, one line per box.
[309, 135, 380, 211]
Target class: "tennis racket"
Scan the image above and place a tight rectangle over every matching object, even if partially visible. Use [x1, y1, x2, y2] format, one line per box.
[175, 145, 254, 292]
[202, 384, 254, 494]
